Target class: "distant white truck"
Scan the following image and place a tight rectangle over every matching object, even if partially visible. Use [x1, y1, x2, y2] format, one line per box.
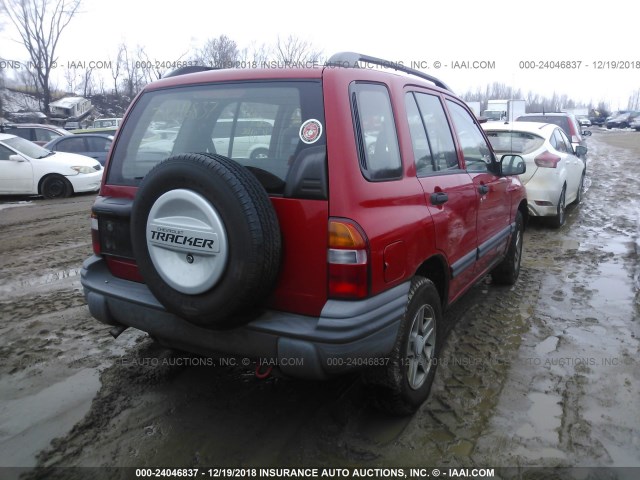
[483, 99, 526, 123]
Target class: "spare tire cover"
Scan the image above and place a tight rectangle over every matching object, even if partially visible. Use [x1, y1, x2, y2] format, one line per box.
[130, 153, 281, 327]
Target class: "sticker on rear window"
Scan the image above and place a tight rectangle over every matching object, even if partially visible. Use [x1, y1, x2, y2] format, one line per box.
[299, 119, 323, 144]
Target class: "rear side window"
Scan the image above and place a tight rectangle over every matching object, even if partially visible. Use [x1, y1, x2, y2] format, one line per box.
[350, 83, 402, 181]
[56, 137, 86, 153]
[86, 137, 112, 151]
[10, 128, 32, 141]
[107, 81, 326, 198]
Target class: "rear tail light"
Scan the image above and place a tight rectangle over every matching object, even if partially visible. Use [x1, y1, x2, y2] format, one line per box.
[91, 213, 101, 255]
[328, 219, 369, 299]
[534, 151, 560, 168]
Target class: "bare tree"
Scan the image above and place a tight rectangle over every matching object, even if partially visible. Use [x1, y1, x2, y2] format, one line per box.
[240, 41, 270, 68]
[195, 34, 240, 68]
[80, 66, 93, 97]
[63, 66, 79, 93]
[2, 0, 82, 114]
[274, 35, 323, 66]
[627, 89, 640, 110]
[109, 44, 125, 95]
[119, 44, 147, 98]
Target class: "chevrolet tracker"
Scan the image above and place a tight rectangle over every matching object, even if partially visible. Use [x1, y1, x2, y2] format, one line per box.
[81, 52, 527, 415]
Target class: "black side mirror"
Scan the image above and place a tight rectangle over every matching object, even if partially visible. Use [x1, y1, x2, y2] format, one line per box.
[500, 154, 525, 176]
[582, 130, 592, 136]
[575, 145, 588, 157]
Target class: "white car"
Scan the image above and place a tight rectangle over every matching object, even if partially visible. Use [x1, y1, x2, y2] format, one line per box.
[483, 122, 586, 228]
[0, 133, 103, 199]
[212, 118, 274, 160]
[577, 116, 591, 127]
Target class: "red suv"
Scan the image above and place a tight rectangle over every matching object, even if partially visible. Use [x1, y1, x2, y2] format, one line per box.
[82, 53, 527, 415]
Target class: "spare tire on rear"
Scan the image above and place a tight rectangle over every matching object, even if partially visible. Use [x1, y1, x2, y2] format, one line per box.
[130, 153, 281, 327]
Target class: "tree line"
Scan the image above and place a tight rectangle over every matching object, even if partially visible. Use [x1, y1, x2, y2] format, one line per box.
[1, 0, 639, 118]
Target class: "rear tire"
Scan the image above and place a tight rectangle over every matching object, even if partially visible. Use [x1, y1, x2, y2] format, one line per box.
[550, 185, 566, 229]
[249, 148, 269, 160]
[365, 277, 443, 416]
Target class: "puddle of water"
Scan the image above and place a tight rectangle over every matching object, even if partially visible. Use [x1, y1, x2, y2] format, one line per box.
[535, 336, 559, 356]
[0, 368, 100, 467]
[0, 201, 33, 211]
[516, 392, 563, 444]
[591, 263, 634, 309]
[0, 268, 81, 294]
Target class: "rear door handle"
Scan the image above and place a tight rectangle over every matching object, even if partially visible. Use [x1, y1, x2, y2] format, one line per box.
[430, 192, 448, 205]
[478, 184, 489, 195]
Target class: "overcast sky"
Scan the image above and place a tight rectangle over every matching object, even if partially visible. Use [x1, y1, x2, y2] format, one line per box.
[1, 0, 638, 109]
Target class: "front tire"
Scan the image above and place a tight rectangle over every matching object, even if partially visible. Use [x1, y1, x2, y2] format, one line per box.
[366, 277, 443, 416]
[41, 174, 72, 199]
[492, 210, 524, 285]
[574, 172, 585, 205]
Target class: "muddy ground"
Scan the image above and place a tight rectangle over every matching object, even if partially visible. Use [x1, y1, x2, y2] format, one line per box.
[0, 129, 638, 479]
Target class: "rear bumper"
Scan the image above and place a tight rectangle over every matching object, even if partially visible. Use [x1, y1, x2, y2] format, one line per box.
[81, 255, 409, 379]
[524, 175, 563, 217]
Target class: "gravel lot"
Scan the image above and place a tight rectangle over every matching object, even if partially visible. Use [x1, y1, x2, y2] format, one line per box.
[0, 129, 638, 479]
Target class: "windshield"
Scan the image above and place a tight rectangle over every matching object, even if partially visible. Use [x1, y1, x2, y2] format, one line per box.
[484, 131, 545, 154]
[484, 111, 503, 121]
[4, 136, 52, 158]
[108, 80, 326, 197]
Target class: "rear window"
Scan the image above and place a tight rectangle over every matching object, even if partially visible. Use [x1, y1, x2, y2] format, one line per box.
[107, 81, 326, 197]
[485, 131, 545, 154]
[517, 115, 570, 135]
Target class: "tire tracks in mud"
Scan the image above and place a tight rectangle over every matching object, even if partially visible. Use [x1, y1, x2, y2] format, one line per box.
[23, 265, 546, 472]
[473, 131, 640, 472]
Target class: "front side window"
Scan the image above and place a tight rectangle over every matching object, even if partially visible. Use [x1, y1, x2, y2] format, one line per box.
[351, 83, 402, 181]
[4, 136, 50, 159]
[35, 128, 59, 142]
[413, 93, 459, 172]
[107, 81, 326, 197]
[0, 144, 14, 160]
[446, 100, 494, 172]
[552, 129, 569, 153]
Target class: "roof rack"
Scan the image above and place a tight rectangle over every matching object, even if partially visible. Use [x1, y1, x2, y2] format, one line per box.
[163, 65, 219, 78]
[326, 52, 452, 92]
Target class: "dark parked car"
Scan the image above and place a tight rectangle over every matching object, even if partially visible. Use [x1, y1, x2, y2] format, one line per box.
[0, 123, 71, 146]
[81, 52, 527, 415]
[589, 112, 608, 126]
[606, 111, 640, 129]
[44, 133, 113, 165]
[516, 112, 590, 159]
